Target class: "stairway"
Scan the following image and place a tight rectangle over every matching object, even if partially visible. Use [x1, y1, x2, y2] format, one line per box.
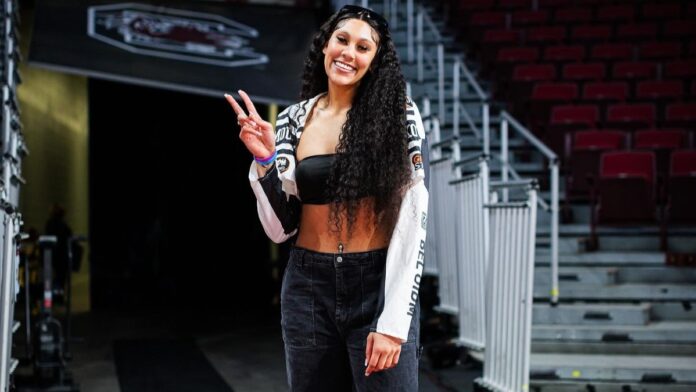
[375, 1, 696, 390]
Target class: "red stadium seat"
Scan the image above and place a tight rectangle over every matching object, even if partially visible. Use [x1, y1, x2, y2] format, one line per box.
[583, 82, 629, 102]
[529, 82, 579, 131]
[597, 5, 635, 23]
[665, 103, 696, 128]
[635, 129, 688, 179]
[498, 0, 532, 10]
[497, 47, 540, 63]
[566, 130, 628, 198]
[636, 80, 684, 101]
[547, 104, 600, 154]
[616, 23, 657, 41]
[664, 150, 696, 241]
[544, 45, 586, 62]
[527, 26, 566, 45]
[555, 8, 592, 24]
[606, 103, 656, 130]
[507, 63, 557, 104]
[613, 61, 657, 80]
[591, 43, 633, 61]
[539, 0, 572, 8]
[664, 60, 696, 79]
[572, 25, 612, 43]
[639, 42, 682, 60]
[689, 3, 696, 16]
[493, 47, 540, 81]
[479, 29, 523, 65]
[511, 10, 550, 26]
[590, 151, 658, 249]
[662, 20, 696, 39]
[600, 151, 655, 188]
[563, 62, 606, 81]
[467, 11, 508, 41]
[641, 3, 681, 20]
[483, 29, 522, 44]
[550, 105, 599, 128]
[457, 0, 495, 13]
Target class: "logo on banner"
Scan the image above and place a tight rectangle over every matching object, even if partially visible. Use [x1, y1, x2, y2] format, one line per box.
[87, 3, 269, 67]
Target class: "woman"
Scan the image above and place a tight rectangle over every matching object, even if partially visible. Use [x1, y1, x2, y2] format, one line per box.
[226, 5, 428, 390]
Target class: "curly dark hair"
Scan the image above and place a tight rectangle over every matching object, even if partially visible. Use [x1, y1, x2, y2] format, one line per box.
[298, 9, 411, 239]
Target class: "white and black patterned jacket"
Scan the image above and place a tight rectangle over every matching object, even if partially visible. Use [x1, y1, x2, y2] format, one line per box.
[248, 92, 429, 341]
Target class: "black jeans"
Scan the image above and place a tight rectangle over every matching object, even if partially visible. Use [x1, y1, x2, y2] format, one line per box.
[281, 245, 421, 391]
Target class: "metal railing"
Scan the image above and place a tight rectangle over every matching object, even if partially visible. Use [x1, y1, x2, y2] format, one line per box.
[451, 154, 490, 350]
[453, 58, 488, 147]
[476, 180, 538, 392]
[499, 111, 560, 304]
[416, 7, 445, 122]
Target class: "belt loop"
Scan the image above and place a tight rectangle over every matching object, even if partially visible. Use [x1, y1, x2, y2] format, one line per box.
[370, 250, 377, 268]
[297, 247, 306, 268]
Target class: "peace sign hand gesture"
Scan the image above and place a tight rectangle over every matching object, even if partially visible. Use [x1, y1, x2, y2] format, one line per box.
[225, 90, 275, 160]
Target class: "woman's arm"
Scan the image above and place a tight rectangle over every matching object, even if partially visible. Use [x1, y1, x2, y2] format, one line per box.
[248, 106, 301, 243]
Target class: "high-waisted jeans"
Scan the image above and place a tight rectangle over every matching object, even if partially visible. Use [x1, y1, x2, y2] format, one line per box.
[280, 245, 421, 391]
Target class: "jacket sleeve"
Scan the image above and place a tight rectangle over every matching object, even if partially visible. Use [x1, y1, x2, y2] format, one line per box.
[372, 98, 430, 341]
[248, 107, 301, 243]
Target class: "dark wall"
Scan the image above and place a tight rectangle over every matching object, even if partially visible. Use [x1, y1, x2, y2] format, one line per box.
[88, 79, 277, 316]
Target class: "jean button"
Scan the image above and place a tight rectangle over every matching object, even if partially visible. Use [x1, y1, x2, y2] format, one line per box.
[337, 256, 343, 263]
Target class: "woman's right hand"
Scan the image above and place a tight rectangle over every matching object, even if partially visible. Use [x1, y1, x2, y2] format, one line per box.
[225, 90, 275, 159]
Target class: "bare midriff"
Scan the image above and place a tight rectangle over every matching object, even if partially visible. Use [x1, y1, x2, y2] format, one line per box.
[295, 198, 392, 253]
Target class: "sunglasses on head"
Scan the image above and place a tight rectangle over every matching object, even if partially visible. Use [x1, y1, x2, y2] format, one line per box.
[337, 5, 389, 31]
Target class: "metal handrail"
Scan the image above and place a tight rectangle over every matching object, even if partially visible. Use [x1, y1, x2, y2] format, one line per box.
[453, 58, 490, 155]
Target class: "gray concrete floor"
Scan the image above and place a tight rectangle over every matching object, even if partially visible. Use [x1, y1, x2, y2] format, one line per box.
[13, 308, 481, 391]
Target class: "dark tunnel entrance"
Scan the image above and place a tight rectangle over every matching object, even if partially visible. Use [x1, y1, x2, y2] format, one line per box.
[88, 78, 285, 318]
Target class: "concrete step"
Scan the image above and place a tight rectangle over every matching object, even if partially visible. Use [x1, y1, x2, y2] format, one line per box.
[534, 225, 696, 253]
[530, 353, 696, 383]
[535, 267, 617, 286]
[532, 341, 696, 356]
[532, 303, 650, 326]
[534, 283, 696, 301]
[651, 302, 696, 321]
[533, 321, 696, 343]
[617, 267, 696, 284]
[534, 266, 696, 288]
[535, 236, 584, 254]
[530, 379, 696, 392]
[535, 250, 665, 267]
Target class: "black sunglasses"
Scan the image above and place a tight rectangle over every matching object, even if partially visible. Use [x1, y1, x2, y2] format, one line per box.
[337, 5, 389, 31]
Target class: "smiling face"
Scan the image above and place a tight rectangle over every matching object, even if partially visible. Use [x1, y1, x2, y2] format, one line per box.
[322, 18, 380, 89]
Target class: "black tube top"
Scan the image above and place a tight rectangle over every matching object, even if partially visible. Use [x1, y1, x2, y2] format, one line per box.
[295, 154, 335, 205]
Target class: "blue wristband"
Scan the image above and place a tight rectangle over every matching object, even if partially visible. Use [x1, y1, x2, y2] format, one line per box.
[255, 150, 277, 166]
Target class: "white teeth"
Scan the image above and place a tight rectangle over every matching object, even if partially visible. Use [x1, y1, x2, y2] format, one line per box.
[334, 61, 355, 72]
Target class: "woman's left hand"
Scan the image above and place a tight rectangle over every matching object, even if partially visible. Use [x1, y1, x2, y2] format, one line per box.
[364, 332, 403, 376]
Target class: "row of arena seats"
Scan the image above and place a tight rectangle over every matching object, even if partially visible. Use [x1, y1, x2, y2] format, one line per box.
[566, 130, 693, 198]
[455, 0, 696, 21]
[504, 62, 696, 100]
[442, 0, 696, 234]
[586, 149, 696, 249]
[474, 22, 696, 44]
[483, 45, 694, 81]
[521, 102, 695, 156]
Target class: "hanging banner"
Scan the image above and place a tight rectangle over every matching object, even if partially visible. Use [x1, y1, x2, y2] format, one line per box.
[28, 1, 320, 104]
